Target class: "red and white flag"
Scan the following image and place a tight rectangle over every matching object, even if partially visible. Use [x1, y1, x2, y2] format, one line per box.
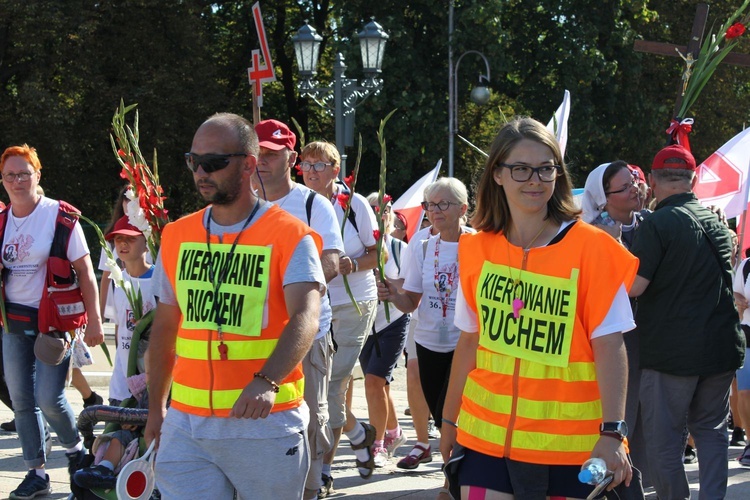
[693, 127, 750, 253]
[393, 160, 441, 242]
[694, 127, 750, 219]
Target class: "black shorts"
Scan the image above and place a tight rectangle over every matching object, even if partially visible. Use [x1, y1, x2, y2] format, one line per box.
[456, 447, 595, 498]
[358, 314, 409, 383]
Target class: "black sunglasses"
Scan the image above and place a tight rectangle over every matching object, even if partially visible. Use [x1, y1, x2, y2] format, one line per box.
[184, 153, 247, 173]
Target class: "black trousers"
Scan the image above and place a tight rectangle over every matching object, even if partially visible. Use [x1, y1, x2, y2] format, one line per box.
[416, 342, 453, 429]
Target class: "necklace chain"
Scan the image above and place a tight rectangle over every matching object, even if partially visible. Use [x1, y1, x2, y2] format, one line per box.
[507, 221, 550, 319]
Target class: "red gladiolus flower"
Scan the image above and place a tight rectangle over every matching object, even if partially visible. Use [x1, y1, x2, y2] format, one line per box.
[383, 194, 393, 203]
[344, 175, 354, 188]
[337, 193, 350, 209]
[726, 22, 746, 39]
[373, 230, 381, 241]
[373, 206, 380, 213]
[117, 149, 127, 158]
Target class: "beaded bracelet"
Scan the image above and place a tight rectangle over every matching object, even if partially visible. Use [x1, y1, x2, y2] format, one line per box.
[253, 372, 280, 393]
[442, 417, 458, 428]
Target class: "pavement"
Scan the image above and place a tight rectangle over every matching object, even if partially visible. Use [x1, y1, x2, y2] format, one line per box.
[1, 325, 750, 498]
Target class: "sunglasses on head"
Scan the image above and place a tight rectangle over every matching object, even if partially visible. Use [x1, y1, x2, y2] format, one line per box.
[184, 153, 247, 173]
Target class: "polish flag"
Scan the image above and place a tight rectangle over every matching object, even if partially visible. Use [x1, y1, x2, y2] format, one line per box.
[692, 127, 750, 253]
[393, 160, 442, 242]
[546, 90, 571, 157]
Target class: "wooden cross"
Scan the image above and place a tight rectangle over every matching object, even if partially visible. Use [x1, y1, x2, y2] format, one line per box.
[634, 3, 750, 118]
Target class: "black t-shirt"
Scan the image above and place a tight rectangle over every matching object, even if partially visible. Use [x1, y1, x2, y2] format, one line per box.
[630, 192, 745, 376]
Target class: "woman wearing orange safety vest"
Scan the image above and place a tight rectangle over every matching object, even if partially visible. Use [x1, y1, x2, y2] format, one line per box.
[440, 117, 640, 499]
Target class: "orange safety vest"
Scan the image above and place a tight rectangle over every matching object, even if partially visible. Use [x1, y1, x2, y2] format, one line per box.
[160, 204, 323, 417]
[456, 222, 638, 465]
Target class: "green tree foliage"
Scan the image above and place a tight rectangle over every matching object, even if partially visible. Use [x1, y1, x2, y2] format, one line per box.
[0, 0, 747, 223]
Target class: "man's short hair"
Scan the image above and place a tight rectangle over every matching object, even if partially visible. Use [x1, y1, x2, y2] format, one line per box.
[205, 113, 259, 155]
[651, 168, 695, 184]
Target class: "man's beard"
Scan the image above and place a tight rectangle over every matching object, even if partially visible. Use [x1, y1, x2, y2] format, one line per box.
[196, 178, 241, 205]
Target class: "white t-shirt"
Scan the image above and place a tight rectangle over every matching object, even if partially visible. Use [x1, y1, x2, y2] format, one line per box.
[328, 187, 378, 306]
[453, 221, 635, 339]
[2, 197, 89, 308]
[271, 183, 344, 340]
[402, 234, 461, 353]
[105, 267, 156, 401]
[373, 235, 406, 333]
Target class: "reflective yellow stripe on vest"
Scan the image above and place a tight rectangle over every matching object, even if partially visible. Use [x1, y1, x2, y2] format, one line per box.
[476, 349, 597, 381]
[463, 377, 602, 420]
[176, 337, 278, 360]
[458, 408, 599, 453]
[172, 379, 305, 410]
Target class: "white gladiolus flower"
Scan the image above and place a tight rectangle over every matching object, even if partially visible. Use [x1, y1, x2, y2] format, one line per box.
[124, 191, 151, 234]
[106, 259, 124, 284]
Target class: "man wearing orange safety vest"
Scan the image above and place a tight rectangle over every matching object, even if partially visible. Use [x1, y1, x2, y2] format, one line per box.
[144, 113, 326, 499]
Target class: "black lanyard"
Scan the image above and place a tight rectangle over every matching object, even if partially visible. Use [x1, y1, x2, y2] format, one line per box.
[205, 200, 260, 359]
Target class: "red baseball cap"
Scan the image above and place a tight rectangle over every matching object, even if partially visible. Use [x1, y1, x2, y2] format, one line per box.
[629, 164, 646, 184]
[105, 216, 144, 240]
[652, 144, 696, 171]
[255, 119, 296, 151]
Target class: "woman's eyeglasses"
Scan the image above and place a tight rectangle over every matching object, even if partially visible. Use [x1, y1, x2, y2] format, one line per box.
[184, 153, 247, 173]
[298, 161, 333, 172]
[605, 181, 638, 195]
[497, 163, 561, 182]
[2, 172, 33, 183]
[421, 201, 461, 212]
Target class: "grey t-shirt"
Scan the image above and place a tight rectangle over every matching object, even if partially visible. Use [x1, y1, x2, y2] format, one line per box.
[152, 200, 325, 439]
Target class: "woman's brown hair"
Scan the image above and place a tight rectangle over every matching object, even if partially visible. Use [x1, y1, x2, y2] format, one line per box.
[471, 117, 580, 234]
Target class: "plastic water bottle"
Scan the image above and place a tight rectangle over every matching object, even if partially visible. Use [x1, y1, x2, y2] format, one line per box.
[597, 211, 617, 227]
[578, 457, 610, 485]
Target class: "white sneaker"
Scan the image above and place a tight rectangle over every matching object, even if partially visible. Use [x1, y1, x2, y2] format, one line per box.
[373, 446, 388, 468]
[384, 431, 407, 458]
[428, 419, 440, 439]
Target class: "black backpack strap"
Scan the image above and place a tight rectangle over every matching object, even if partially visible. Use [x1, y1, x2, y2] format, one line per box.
[305, 190, 316, 226]
[336, 182, 359, 233]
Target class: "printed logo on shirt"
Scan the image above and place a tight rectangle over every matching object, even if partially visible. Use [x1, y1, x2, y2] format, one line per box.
[175, 242, 271, 336]
[476, 263, 578, 368]
[3, 234, 33, 263]
[126, 309, 136, 331]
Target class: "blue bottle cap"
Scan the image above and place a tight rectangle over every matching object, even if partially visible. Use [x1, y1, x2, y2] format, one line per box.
[578, 469, 593, 483]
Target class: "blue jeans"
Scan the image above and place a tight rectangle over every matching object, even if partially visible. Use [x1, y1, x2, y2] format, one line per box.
[2, 329, 80, 468]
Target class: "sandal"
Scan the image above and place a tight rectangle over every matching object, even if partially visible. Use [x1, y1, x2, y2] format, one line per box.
[351, 422, 376, 478]
[397, 444, 433, 470]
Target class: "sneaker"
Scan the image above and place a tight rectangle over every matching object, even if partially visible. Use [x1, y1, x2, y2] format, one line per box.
[427, 418, 440, 439]
[739, 444, 750, 466]
[397, 444, 433, 470]
[731, 426, 747, 446]
[351, 422, 376, 478]
[74, 464, 117, 489]
[317, 473, 334, 498]
[683, 445, 697, 464]
[404, 407, 411, 416]
[373, 446, 389, 468]
[66, 447, 86, 477]
[1, 418, 16, 432]
[384, 430, 407, 458]
[83, 392, 104, 409]
[9, 470, 51, 499]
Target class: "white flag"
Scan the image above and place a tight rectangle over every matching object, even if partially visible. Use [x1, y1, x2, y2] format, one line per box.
[546, 90, 571, 157]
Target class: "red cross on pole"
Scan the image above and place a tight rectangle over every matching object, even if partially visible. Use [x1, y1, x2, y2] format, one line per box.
[247, 2, 276, 125]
